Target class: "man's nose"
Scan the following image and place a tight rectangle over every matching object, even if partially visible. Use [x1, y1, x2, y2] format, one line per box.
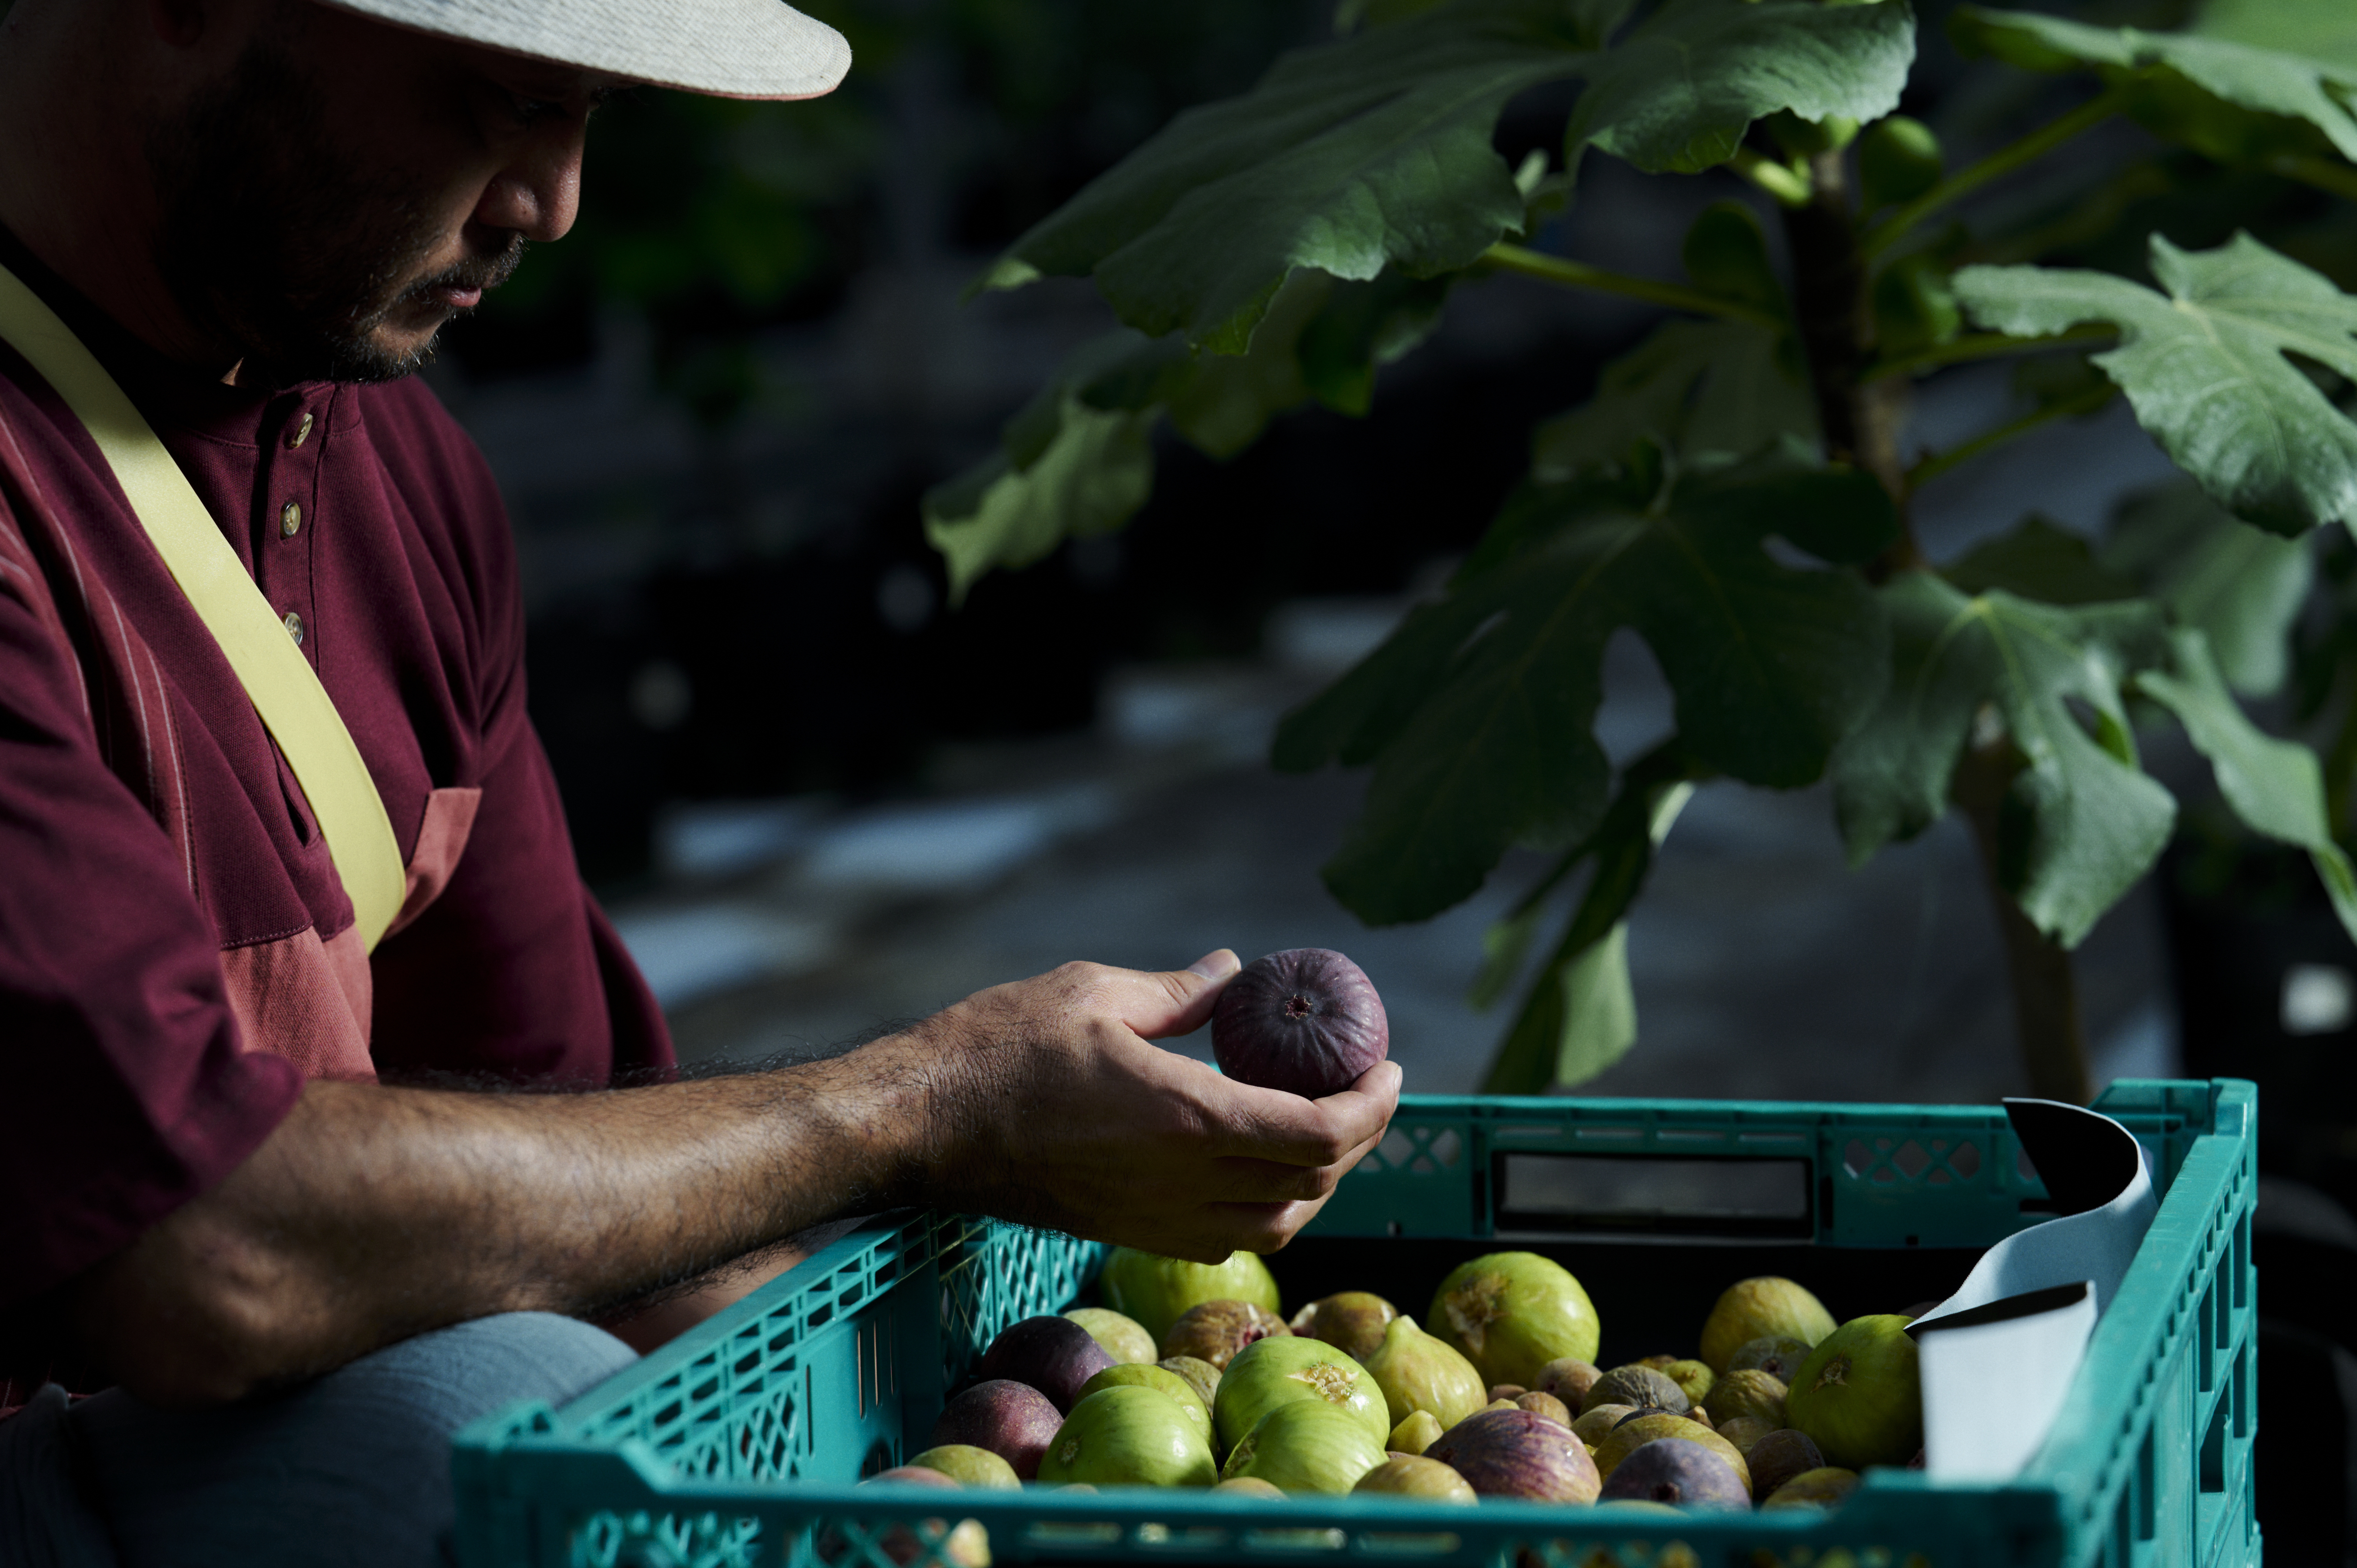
[472, 127, 585, 243]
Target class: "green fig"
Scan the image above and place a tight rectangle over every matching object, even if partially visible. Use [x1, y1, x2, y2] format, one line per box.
[1064, 1308, 1156, 1366]
[1221, 1400, 1387, 1495]
[1077, 1365, 1214, 1450]
[1389, 1410, 1444, 1455]
[1571, 1403, 1636, 1445]
[1353, 1456, 1477, 1503]
[1786, 1316, 1920, 1471]
[1705, 1368, 1788, 1429]
[1858, 116, 1944, 211]
[1038, 1387, 1217, 1488]
[1210, 1476, 1285, 1499]
[1697, 1278, 1834, 1374]
[1763, 1466, 1860, 1510]
[1157, 1356, 1222, 1410]
[1659, 1360, 1714, 1406]
[1214, 1335, 1389, 1453]
[1580, 1365, 1687, 1417]
[1360, 1314, 1486, 1432]
[905, 1445, 1020, 1490]
[1099, 1249, 1280, 1344]
[1727, 1335, 1815, 1384]
[1714, 1415, 1775, 1456]
[1429, 1252, 1600, 1389]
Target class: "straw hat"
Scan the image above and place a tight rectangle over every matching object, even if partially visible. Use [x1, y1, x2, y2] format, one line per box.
[317, 0, 850, 100]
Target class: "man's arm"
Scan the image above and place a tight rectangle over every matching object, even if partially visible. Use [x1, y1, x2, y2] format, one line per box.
[69, 953, 1402, 1407]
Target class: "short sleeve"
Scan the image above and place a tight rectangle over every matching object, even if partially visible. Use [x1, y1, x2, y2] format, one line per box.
[0, 493, 303, 1311]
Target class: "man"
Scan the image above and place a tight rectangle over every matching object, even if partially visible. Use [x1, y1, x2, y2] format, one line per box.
[0, 0, 1401, 1560]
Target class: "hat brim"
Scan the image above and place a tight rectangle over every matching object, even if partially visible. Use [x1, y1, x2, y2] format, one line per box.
[314, 0, 850, 100]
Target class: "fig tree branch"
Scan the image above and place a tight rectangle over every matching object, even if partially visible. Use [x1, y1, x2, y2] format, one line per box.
[1903, 380, 2118, 492]
[1864, 323, 2118, 383]
[1480, 243, 1786, 330]
[1862, 86, 2128, 259]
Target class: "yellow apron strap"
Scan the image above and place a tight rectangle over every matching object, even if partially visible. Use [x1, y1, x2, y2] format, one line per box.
[0, 260, 405, 952]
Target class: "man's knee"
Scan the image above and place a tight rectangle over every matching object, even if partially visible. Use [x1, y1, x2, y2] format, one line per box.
[70, 1313, 636, 1568]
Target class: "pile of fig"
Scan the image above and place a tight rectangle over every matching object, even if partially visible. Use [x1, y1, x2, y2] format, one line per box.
[883, 1251, 1923, 1531]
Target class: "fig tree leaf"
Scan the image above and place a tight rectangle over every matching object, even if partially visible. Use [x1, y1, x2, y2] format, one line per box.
[1284, 457, 1895, 925]
[1831, 572, 2177, 947]
[922, 333, 1168, 605]
[1943, 514, 2140, 606]
[1480, 754, 1695, 1094]
[927, 271, 1453, 599]
[1951, 5, 2357, 162]
[1565, 0, 1916, 176]
[986, 0, 1623, 351]
[2099, 480, 2313, 695]
[2137, 630, 2357, 943]
[1531, 319, 1814, 483]
[2193, 0, 2357, 72]
[1953, 233, 2357, 536]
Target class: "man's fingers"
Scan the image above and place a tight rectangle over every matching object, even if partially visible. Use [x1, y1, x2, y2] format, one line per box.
[1116, 949, 1240, 1041]
[1204, 1060, 1403, 1165]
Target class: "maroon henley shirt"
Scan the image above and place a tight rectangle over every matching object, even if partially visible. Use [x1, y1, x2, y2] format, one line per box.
[0, 226, 673, 1399]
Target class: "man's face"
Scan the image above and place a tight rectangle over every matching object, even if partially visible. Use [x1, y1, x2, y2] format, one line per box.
[143, 2, 616, 385]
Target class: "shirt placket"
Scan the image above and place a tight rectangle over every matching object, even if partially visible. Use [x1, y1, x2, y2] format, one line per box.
[253, 391, 326, 669]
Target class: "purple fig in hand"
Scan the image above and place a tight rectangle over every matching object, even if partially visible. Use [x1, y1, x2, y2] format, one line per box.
[1211, 949, 1389, 1098]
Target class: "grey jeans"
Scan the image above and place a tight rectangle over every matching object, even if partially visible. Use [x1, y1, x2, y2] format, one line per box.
[0, 1312, 636, 1568]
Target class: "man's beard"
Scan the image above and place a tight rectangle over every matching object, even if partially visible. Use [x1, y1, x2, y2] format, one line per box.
[145, 26, 523, 385]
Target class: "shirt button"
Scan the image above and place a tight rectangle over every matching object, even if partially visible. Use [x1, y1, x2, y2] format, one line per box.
[287, 411, 314, 449]
[283, 611, 304, 646]
[280, 501, 302, 538]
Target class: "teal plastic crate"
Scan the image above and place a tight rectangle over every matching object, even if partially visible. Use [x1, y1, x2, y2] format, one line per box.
[452, 1079, 2257, 1568]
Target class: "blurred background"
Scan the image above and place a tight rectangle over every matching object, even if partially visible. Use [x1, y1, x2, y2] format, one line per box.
[426, 0, 2357, 1551]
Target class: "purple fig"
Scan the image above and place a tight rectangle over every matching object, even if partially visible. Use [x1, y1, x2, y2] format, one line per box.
[976, 1316, 1115, 1413]
[1210, 949, 1389, 1098]
[1598, 1439, 1750, 1510]
[1744, 1427, 1825, 1502]
[1423, 1407, 1600, 1502]
[931, 1379, 1064, 1480]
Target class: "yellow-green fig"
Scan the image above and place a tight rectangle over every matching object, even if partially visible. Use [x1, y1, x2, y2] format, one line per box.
[1697, 1278, 1835, 1374]
[1099, 1249, 1281, 1344]
[1077, 1365, 1214, 1450]
[1786, 1316, 1920, 1471]
[1221, 1400, 1387, 1495]
[1705, 1368, 1787, 1429]
[1592, 1414, 1751, 1494]
[1214, 1335, 1389, 1453]
[1064, 1308, 1156, 1366]
[1353, 1456, 1477, 1503]
[1360, 1314, 1486, 1432]
[1038, 1387, 1217, 1488]
[1388, 1410, 1444, 1455]
[1429, 1252, 1600, 1389]
[1210, 1476, 1285, 1499]
[1763, 1466, 1860, 1510]
[905, 1445, 1020, 1490]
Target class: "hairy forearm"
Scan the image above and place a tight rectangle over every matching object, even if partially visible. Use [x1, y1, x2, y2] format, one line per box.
[76, 1043, 936, 1404]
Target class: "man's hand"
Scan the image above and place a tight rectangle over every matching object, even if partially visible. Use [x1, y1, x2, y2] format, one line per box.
[895, 951, 1402, 1261]
[65, 949, 1400, 1405]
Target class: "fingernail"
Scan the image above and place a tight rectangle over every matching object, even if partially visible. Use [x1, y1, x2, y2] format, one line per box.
[1187, 949, 1239, 979]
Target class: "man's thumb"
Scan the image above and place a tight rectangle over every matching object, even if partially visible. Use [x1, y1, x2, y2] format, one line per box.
[1132, 949, 1240, 1039]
